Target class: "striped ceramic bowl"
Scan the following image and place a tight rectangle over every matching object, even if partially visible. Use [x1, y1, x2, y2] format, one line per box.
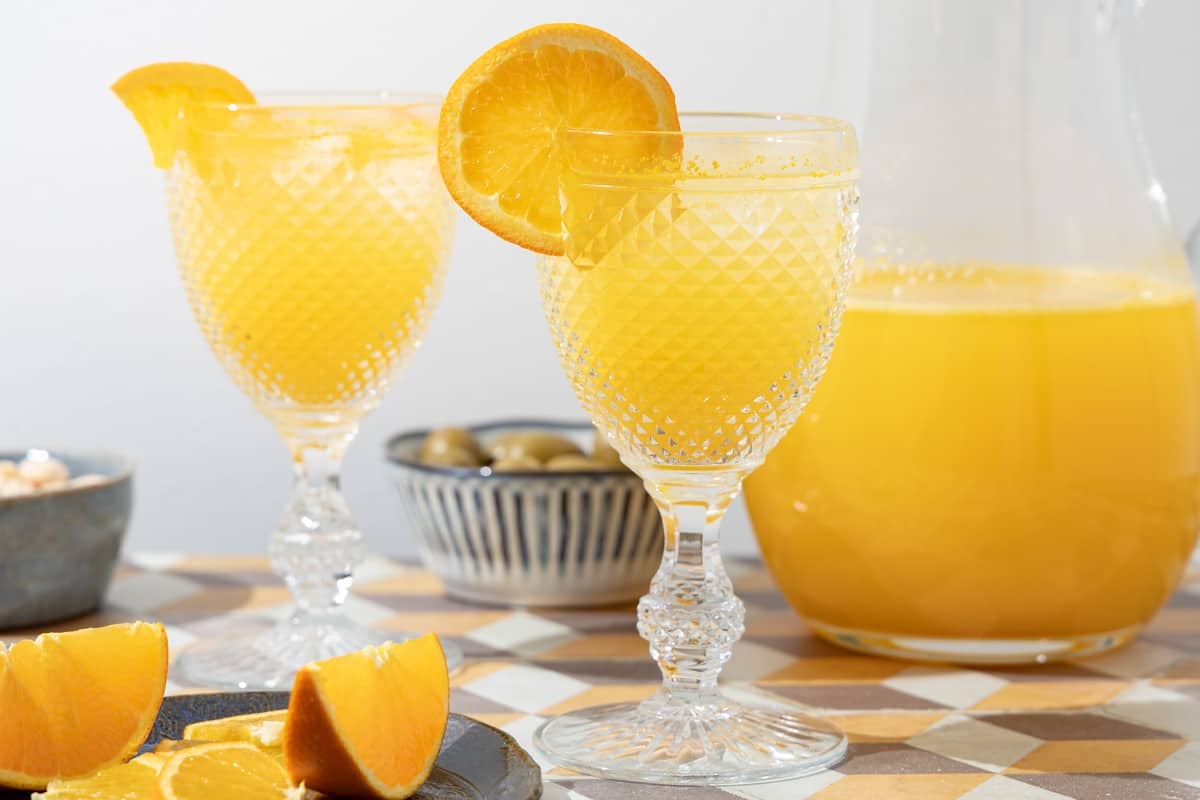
[385, 420, 662, 607]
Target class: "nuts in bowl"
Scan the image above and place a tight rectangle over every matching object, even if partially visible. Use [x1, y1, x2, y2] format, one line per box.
[386, 421, 661, 607]
[0, 449, 134, 629]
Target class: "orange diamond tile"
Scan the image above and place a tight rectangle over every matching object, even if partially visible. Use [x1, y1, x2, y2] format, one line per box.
[811, 773, 990, 799]
[1008, 739, 1185, 774]
[763, 656, 911, 684]
[971, 680, 1129, 711]
[823, 712, 948, 742]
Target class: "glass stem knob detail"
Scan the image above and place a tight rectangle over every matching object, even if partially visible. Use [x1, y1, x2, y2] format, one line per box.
[637, 471, 745, 701]
[270, 439, 365, 621]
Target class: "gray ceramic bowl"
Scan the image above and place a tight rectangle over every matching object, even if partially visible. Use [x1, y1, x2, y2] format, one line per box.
[0, 450, 133, 629]
[386, 420, 662, 607]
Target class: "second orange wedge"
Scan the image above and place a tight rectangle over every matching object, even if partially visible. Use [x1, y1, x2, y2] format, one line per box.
[284, 634, 449, 799]
[438, 23, 679, 255]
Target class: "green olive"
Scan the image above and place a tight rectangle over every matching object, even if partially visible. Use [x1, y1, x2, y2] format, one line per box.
[545, 454, 609, 472]
[591, 429, 626, 468]
[490, 455, 543, 472]
[487, 431, 582, 464]
[421, 426, 483, 461]
[421, 445, 481, 468]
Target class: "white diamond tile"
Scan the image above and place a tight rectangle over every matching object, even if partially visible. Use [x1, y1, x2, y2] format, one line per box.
[537, 783, 580, 800]
[909, 713, 1041, 772]
[1151, 741, 1200, 788]
[728, 769, 843, 799]
[1079, 641, 1181, 679]
[353, 555, 411, 585]
[126, 552, 186, 571]
[1110, 681, 1193, 704]
[1105, 702, 1200, 738]
[466, 611, 576, 656]
[724, 640, 796, 682]
[107, 571, 203, 612]
[958, 775, 1074, 799]
[340, 594, 399, 627]
[463, 664, 589, 714]
[883, 667, 1008, 709]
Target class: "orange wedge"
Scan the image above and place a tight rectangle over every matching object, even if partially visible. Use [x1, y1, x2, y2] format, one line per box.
[0, 622, 168, 790]
[158, 742, 302, 800]
[438, 23, 679, 254]
[112, 62, 255, 168]
[284, 633, 449, 799]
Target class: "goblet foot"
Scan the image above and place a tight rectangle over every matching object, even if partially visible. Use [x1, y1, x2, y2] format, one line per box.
[176, 616, 463, 690]
[534, 690, 846, 785]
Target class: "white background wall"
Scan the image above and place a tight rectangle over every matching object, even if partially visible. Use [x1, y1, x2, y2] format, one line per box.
[1, 1, 1198, 558]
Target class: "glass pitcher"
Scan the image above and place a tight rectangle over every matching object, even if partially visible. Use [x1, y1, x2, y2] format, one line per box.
[745, 0, 1200, 664]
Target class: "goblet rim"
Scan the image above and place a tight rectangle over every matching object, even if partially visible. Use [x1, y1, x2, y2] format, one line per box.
[187, 89, 442, 112]
[566, 110, 856, 139]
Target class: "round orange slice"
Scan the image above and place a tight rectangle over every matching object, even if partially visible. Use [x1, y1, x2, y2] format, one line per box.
[0, 622, 168, 790]
[35, 752, 165, 800]
[158, 742, 303, 800]
[438, 23, 680, 255]
[283, 633, 449, 800]
[112, 62, 255, 169]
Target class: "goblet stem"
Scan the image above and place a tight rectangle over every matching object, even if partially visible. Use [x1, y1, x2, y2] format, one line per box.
[270, 438, 365, 617]
[637, 469, 744, 699]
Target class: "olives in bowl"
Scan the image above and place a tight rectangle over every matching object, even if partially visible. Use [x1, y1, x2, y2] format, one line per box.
[416, 425, 629, 474]
[386, 421, 659, 607]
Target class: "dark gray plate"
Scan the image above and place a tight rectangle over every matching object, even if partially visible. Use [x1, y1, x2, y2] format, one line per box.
[4, 692, 541, 799]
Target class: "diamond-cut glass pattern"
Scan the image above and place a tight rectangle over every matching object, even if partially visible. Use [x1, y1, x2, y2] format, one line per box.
[166, 137, 453, 420]
[539, 179, 858, 470]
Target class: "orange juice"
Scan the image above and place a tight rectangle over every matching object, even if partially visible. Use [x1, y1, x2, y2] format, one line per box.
[168, 112, 452, 414]
[745, 265, 1200, 648]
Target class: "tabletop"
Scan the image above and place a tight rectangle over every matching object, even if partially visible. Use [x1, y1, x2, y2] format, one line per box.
[11, 554, 1200, 800]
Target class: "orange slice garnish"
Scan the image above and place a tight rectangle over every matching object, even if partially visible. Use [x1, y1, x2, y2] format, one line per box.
[284, 633, 449, 800]
[0, 622, 168, 790]
[112, 62, 255, 168]
[438, 23, 679, 255]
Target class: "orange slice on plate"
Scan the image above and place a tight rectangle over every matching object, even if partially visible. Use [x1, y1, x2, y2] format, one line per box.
[112, 62, 255, 168]
[34, 752, 166, 800]
[438, 23, 680, 255]
[284, 633, 449, 800]
[158, 742, 302, 800]
[0, 622, 168, 790]
[184, 709, 287, 750]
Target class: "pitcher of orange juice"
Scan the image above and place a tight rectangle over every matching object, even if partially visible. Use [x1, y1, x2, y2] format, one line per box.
[745, 0, 1200, 664]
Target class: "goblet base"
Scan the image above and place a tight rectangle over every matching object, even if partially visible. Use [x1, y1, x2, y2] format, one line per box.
[534, 690, 846, 785]
[176, 616, 464, 690]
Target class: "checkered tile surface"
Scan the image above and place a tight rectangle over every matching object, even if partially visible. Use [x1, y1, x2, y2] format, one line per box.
[9, 555, 1200, 799]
